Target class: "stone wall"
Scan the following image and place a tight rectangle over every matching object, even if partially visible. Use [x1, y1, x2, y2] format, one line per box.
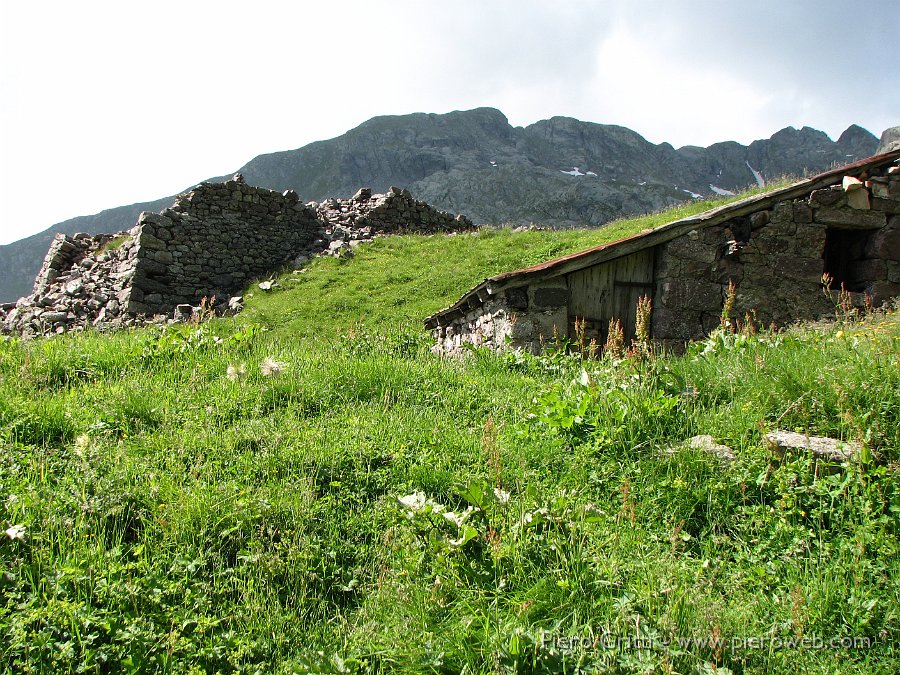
[0, 232, 141, 335]
[431, 278, 569, 355]
[653, 167, 900, 340]
[432, 295, 515, 355]
[127, 180, 322, 316]
[1, 179, 473, 336]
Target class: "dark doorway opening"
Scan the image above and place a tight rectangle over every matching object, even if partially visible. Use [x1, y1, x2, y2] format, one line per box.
[822, 228, 874, 292]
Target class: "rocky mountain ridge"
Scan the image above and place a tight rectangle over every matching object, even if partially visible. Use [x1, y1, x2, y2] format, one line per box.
[0, 108, 888, 302]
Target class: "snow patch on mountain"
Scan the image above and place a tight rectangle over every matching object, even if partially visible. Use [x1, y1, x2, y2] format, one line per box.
[746, 161, 765, 187]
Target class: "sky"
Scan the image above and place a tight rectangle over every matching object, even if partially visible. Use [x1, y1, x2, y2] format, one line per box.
[1, 0, 898, 245]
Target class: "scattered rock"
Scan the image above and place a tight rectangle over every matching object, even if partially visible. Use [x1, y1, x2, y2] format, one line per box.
[663, 435, 736, 464]
[227, 296, 244, 313]
[764, 430, 860, 463]
[173, 304, 194, 323]
[41, 311, 68, 324]
[352, 187, 372, 202]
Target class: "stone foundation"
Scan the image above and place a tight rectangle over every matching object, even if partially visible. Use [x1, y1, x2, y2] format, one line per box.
[431, 278, 569, 354]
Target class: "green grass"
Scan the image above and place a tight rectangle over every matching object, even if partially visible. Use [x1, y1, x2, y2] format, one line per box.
[241, 188, 766, 339]
[1, 190, 898, 673]
[98, 235, 129, 254]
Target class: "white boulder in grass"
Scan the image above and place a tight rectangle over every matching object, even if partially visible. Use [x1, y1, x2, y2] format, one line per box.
[764, 430, 861, 463]
[662, 435, 736, 464]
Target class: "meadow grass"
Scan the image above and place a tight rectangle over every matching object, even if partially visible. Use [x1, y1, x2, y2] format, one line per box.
[1, 190, 898, 673]
[240, 187, 766, 340]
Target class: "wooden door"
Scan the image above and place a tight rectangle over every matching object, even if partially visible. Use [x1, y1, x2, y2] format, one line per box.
[567, 247, 655, 342]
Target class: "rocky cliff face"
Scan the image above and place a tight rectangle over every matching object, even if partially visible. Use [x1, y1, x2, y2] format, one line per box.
[0, 108, 881, 302]
[877, 126, 900, 154]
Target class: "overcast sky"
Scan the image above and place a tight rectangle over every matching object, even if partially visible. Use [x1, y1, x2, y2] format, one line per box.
[1, 0, 898, 244]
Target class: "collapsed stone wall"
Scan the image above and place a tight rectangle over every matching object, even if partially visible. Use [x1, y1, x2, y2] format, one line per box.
[0, 232, 143, 335]
[1, 179, 473, 336]
[653, 167, 900, 340]
[318, 186, 471, 236]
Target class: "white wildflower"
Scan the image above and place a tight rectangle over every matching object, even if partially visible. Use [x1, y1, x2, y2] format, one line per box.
[443, 505, 478, 528]
[493, 487, 511, 504]
[443, 511, 463, 527]
[260, 357, 286, 377]
[226, 363, 247, 381]
[74, 434, 91, 458]
[398, 492, 427, 512]
[397, 492, 446, 515]
[5, 524, 26, 541]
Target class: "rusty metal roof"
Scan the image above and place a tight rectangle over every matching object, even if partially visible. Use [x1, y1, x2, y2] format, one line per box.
[424, 149, 900, 328]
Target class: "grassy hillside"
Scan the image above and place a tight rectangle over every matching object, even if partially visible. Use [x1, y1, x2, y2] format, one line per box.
[241, 190, 771, 339]
[1, 193, 898, 674]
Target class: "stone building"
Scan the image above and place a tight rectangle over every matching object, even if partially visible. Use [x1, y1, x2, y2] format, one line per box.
[426, 150, 900, 354]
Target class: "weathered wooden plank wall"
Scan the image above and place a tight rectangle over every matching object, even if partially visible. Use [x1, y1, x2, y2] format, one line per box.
[567, 248, 655, 341]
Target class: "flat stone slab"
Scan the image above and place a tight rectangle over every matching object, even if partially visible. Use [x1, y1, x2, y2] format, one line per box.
[764, 430, 860, 463]
[663, 434, 736, 464]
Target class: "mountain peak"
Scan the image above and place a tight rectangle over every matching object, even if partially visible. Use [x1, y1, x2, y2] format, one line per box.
[838, 123, 875, 140]
[837, 124, 878, 154]
[877, 126, 900, 155]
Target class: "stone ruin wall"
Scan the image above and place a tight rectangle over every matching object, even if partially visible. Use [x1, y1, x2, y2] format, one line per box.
[1, 181, 473, 336]
[432, 165, 900, 354]
[127, 181, 322, 317]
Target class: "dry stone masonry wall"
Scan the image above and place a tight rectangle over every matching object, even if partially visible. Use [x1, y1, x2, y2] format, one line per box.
[431, 279, 570, 355]
[1, 177, 473, 336]
[653, 166, 900, 340]
[127, 180, 322, 317]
